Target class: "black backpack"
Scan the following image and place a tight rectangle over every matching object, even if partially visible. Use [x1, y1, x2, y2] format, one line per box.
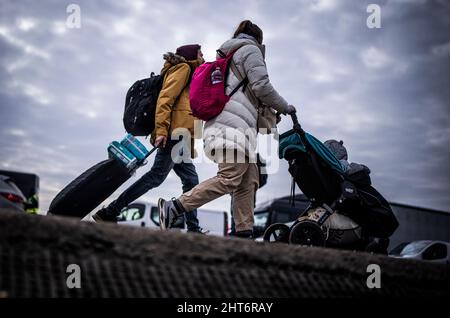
[123, 72, 164, 136]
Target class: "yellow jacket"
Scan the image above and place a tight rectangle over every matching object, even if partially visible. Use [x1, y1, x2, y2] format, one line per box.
[153, 53, 203, 158]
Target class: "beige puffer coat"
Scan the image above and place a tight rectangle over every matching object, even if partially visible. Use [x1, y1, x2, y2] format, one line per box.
[203, 33, 289, 161]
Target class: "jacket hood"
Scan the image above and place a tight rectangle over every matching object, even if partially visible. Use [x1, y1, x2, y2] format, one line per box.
[163, 52, 187, 65]
[218, 34, 265, 58]
[161, 52, 204, 75]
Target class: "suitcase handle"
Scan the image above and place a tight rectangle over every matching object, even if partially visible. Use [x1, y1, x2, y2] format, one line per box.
[144, 146, 158, 159]
[136, 146, 158, 168]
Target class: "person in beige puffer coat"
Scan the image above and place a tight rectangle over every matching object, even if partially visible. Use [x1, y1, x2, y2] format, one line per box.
[159, 20, 296, 237]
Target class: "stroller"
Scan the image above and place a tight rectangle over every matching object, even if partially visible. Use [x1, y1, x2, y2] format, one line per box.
[263, 113, 399, 253]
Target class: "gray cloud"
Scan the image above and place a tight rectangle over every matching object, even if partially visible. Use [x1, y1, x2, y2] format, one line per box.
[0, 0, 449, 213]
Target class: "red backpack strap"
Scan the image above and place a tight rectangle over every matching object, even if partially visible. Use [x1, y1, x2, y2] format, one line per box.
[216, 45, 252, 97]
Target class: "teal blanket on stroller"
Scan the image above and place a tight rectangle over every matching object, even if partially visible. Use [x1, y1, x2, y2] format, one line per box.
[278, 130, 344, 174]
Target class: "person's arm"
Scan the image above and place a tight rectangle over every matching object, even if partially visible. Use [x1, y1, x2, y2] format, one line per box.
[154, 63, 190, 138]
[241, 46, 291, 114]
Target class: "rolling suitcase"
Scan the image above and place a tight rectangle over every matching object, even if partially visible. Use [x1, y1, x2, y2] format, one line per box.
[48, 134, 156, 218]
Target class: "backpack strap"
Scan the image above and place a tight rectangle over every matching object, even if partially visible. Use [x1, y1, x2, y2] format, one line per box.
[229, 54, 259, 106]
[216, 49, 226, 58]
[228, 71, 248, 97]
[228, 45, 279, 134]
[220, 43, 273, 135]
[229, 57, 272, 135]
[216, 48, 248, 98]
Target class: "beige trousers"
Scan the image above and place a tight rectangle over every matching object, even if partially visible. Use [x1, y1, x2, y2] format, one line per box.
[179, 163, 259, 232]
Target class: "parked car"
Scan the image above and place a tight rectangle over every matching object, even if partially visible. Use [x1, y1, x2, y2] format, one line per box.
[116, 201, 229, 236]
[0, 175, 26, 213]
[389, 240, 450, 264]
[0, 170, 39, 213]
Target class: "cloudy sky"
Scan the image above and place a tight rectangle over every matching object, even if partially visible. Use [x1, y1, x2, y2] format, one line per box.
[0, 0, 449, 215]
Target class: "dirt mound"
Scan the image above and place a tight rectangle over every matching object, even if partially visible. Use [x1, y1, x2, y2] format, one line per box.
[0, 211, 448, 298]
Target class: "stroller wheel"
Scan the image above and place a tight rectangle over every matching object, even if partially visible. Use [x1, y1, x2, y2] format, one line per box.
[263, 223, 290, 243]
[289, 220, 325, 246]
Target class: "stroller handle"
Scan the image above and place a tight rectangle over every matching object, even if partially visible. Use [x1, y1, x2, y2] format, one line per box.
[290, 112, 303, 132]
[290, 112, 299, 125]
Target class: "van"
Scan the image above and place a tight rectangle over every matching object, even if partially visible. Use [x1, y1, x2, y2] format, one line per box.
[117, 200, 229, 236]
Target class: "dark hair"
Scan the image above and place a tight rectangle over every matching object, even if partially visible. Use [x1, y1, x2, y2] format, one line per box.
[233, 20, 263, 44]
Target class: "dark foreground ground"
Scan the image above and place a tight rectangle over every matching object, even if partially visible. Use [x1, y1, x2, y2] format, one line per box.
[0, 211, 448, 298]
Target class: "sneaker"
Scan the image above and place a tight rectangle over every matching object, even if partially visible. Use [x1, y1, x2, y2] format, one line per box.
[158, 198, 182, 230]
[92, 207, 117, 223]
[187, 227, 210, 235]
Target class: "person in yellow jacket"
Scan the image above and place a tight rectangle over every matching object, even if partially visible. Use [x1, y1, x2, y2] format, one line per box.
[93, 44, 207, 233]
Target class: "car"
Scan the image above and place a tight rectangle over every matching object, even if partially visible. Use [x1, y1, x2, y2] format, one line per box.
[116, 200, 229, 236]
[389, 240, 450, 264]
[0, 170, 39, 213]
[0, 175, 26, 213]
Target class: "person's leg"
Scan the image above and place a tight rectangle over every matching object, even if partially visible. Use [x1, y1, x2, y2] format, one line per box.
[229, 194, 236, 235]
[158, 163, 249, 229]
[172, 161, 200, 231]
[179, 163, 248, 212]
[107, 147, 175, 216]
[232, 163, 259, 233]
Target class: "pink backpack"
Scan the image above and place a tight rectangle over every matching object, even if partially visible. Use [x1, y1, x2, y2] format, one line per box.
[189, 48, 248, 121]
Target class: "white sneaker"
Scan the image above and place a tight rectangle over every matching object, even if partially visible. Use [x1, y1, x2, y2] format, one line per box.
[158, 198, 180, 230]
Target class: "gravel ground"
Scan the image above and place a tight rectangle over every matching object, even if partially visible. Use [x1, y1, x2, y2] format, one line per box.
[0, 211, 448, 298]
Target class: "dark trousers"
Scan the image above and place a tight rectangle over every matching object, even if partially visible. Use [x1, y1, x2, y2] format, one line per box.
[108, 140, 200, 231]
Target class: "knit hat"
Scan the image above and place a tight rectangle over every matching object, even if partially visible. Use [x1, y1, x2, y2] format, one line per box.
[175, 44, 201, 61]
[324, 139, 348, 161]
